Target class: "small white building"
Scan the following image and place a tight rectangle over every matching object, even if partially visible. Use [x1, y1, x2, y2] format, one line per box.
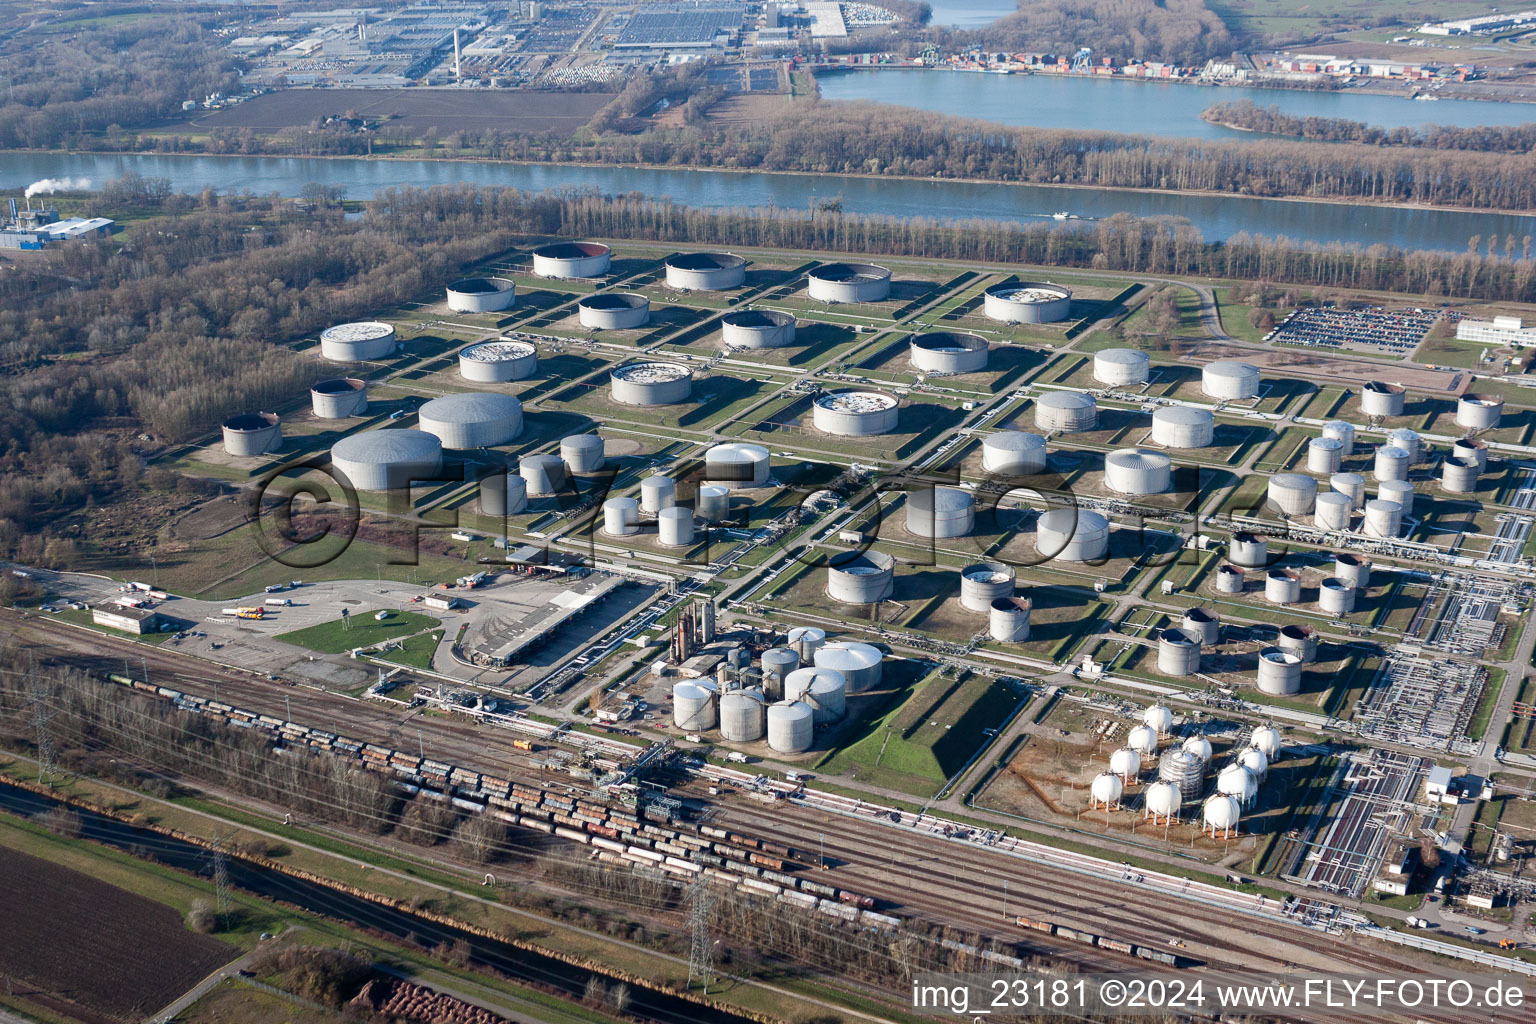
[93, 606, 167, 634]
[1425, 764, 1456, 804]
[423, 594, 462, 611]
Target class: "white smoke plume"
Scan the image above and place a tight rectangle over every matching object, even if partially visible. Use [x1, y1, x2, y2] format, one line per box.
[24, 177, 91, 198]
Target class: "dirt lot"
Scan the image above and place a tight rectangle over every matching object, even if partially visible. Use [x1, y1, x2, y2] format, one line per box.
[198, 89, 614, 135]
[0, 845, 235, 1023]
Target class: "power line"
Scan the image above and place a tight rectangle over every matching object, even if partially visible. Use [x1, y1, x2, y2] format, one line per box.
[685, 875, 716, 995]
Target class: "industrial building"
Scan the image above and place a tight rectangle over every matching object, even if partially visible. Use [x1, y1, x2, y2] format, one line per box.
[92, 606, 168, 634]
[417, 392, 523, 449]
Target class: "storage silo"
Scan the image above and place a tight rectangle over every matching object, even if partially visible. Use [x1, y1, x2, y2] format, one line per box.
[1036, 508, 1110, 562]
[982, 282, 1072, 323]
[1457, 393, 1503, 431]
[1256, 647, 1303, 696]
[1215, 565, 1245, 594]
[1127, 725, 1159, 756]
[673, 681, 717, 731]
[602, 497, 639, 536]
[721, 309, 795, 348]
[222, 412, 282, 456]
[1157, 628, 1201, 676]
[1217, 763, 1257, 807]
[1386, 428, 1422, 463]
[807, 262, 892, 303]
[1202, 794, 1241, 838]
[578, 292, 651, 330]
[665, 251, 746, 291]
[1230, 532, 1268, 568]
[1378, 479, 1415, 516]
[1158, 750, 1205, 803]
[786, 626, 826, 661]
[1265, 569, 1301, 605]
[1201, 361, 1260, 400]
[1442, 457, 1480, 493]
[330, 429, 443, 492]
[1322, 420, 1356, 455]
[480, 472, 528, 516]
[905, 486, 975, 538]
[1277, 624, 1319, 663]
[1318, 577, 1355, 615]
[1360, 381, 1405, 418]
[1104, 448, 1172, 496]
[910, 331, 989, 374]
[826, 552, 895, 604]
[418, 393, 523, 449]
[1181, 607, 1220, 646]
[459, 339, 537, 382]
[813, 390, 900, 436]
[705, 443, 771, 489]
[785, 667, 847, 723]
[760, 648, 799, 699]
[1110, 746, 1142, 782]
[766, 700, 815, 753]
[1267, 473, 1317, 516]
[1090, 772, 1123, 810]
[814, 641, 883, 692]
[1362, 499, 1403, 539]
[658, 507, 695, 547]
[611, 362, 693, 406]
[1314, 491, 1353, 531]
[989, 596, 1032, 643]
[1334, 553, 1371, 589]
[1330, 472, 1367, 509]
[311, 378, 368, 418]
[641, 475, 676, 512]
[695, 484, 731, 523]
[981, 431, 1047, 475]
[321, 321, 396, 362]
[1307, 437, 1344, 475]
[1093, 348, 1151, 387]
[1143, 780, 1182, 823]
[446, 277, 516, 313]
[519, 453, 566, 496]
[1034, 391, 1098, 433]
[1151, 406, 1214, 449]
[719, 691, 766, 741]
[960, 561, 1016, 612]
[561, 434, 606, 475]
[531, 241, 611, 279]
[1453, 438, 1488, 472]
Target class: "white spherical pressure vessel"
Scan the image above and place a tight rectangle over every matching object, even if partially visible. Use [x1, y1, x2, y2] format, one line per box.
[1217, 763, 1257, 806]
[1203, 794, 1242, 835]
[1181, 735, 1213, 762]
[1143, 780, 1183, 821]
[1090, 772, 1124, 808]
[1250, 726, 1282, 759]
[1109, 747, 1143, 781]
[1239, 746, 1270, 782]
[1143, 704, 1175, 735]
[1127, 725, 1159, 756]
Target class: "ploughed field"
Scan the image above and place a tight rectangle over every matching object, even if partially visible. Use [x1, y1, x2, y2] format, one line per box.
[197, 89, 615, 135]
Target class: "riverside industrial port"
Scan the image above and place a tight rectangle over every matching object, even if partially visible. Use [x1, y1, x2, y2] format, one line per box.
[12, 236, 1536, 1002]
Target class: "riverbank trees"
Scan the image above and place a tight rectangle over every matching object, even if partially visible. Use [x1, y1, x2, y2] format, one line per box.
[1202, 99, 1536, 152]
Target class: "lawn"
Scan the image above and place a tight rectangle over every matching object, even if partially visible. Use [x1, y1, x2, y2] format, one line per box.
[277, 610, 441, 654]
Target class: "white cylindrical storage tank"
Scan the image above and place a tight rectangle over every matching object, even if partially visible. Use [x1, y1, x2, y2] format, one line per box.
[1143, 780, 1182, 822]
[1157, 629, 1201, 676]
[721, 309, 795, 348]
[519, 453, 567, 496]
[611, 362, 692, 406]
[1181, 735, 1213, 762]
[665, 251, 746, 291]
[222, 412, 282, 456]
[1034, 391, 1098, 433]
[1360, 381, 1406, 418]
[531, 241, 611, 279]
[1143, 704, 1174, 736]
[1277, 624, 1319, 664]
[1330, 472, 1367, 509]
[641, 475, 676, 513]
[1314, 491, 1353, 531]
[459, 339, 538, 382]
[807, 262, 891, 303]
[1442, 457, 1480, 494]
[760, 647, 799, 698]
[1230, 532, 1267, 568]
[1362, 499, 1403, 539]
[1104, 448, 1172, 496]
[1201, 360, 1260, 400]
[673, 681, 717, 731]
[1267, 473, 1317, 517]
[321, 321, 396, 362]
[1217, 763, 1258, 807]
[480, 472, 528, 516]
[766, 701, 814, 753]
[719, 692, 765, 741]
[786, 626, 826, 661]
[311, 377, 368, 418]
[910, 331, 989, 374]
[1093, 348, 1151, 387]
[1181, 607, 1219, 646]
[1036, 508, 1110, 562]
[1256, 647, 1303, 696]
[1322, 420, 1356, 455]
[561, 434, 606, 475]
[1334, 553, 1371, 589]
[1457, 393, 1503, 431]
[813, 390, 899, 436]
[1090, 772, 1123, 809]
[826, 552, 895, 605]
[602, 496, 639, 536]
[1378, 478, 1415, 516]
[418, 392, 523, 450]
[446, 277, 516, 313]
[1158, 749, 1205, 803]
[330, 429, 442, 492]
[814, 641, 883, 692]
[1127, 724, 1158, 756]
[982, 431, 1048, 475]
[1202, 794, 1241, 836]
[1109, 747, 1142, 781]
[785, 667, 847, 723]
[989, 596, 1032, 643]
[961, 561, 1016, 612]
[906, 486, 975, 538]
[1318, 576, 1356, 615]
[1151, 406, 1214, 448]
[695, 484, 730, 523]
[657, 507, 695, 547]
[1373, 446, 1410, 482]
[1239, 746, 1270, 782]
[1250, 725, 1282, 759]
[578, 292, 650, 330]
[1264, 569, 1301, 606]
[705, 443, 771, 490]
[1215, 565, 1245, 594]
[1452, 438, 1488, 473]
[982, 281, 1072, 323]
[1386, 428, 1422, 464]
[1306, 437, 1344, 475]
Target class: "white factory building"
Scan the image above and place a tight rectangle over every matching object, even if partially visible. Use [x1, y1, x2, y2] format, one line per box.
[1455, 316, 1536, 347]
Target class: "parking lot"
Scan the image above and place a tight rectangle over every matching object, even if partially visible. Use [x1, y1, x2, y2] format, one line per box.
[1267, 305, 1441, 354]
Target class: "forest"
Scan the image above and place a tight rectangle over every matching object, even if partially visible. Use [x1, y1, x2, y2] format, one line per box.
[1203, 100, 1536, 152]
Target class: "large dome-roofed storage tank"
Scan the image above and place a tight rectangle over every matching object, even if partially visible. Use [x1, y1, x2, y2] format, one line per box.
[1453, 438, 1489, 472]
[1334, 553, 1371, 589]
[1278, 624, 1319, 664]
[813, 390, 900, 436]
[578, 292, 650, 330]
[1267, 473, 1318, 516]
[1457, 393, 1504, 431]
[602, 496, 639, 536]
[1314, 490, 1353, 531]
[1110, 746, 1142, 781]
[982, 281, 1072, 323]
[480, 472, 528, 517]
[1090, 772, 1124, 809]
[1378, 478, 1415, 516]
[1104, 448, 1172, 496]
[665, 251, 746, 291]
[1151, 406, 1214, 449]
[519, 453, 566, 497]
[695, 485, 730, 523]
[1318, 576, 1356, 615]
[989, 596, 1032, 642]
[1363, 499, 1403, 539]
[532, 241, 611, 279]
[1322, 420, 1356, 455]
[1093, 347, 1151, 387]
[905, 486, 975, 538]
[1201, 361, 1260, 400]
[1361, 381, 1406, 418]
[766, 700, 815, 753]
[1202, 794, 1241, 837]
[1443, 457, 1480, 494]
[785, 667, 848, 723]
[222, 412, 282, 456]
[705, 443, 771, 490]
[641, 475, 676, 513]
[418, 392, 523, 449]
[787, 626, 827, 661]
[827, 552, 895, 605]
[808, 262, 892, 303]
[981, 431, 1048, 475]
[561, 434, 606, 475]
[459, 340, 538, 382]
[719, 692, 766, 742]
[760, 647, 800, 698]
[1181, 607, 1220, 646]
[1386, 428, 1422, 464]
[611, 362, 693, 406]
[446, 277, 516, 313]
[321, 321, 396, 362]
[658, 507, 695, 547]
[961, 561, 1016, 612]
[1143, 780, 1183, 823]
[1034, 391, 1098, 433]
[1331, 472, 1367, 509]
[1265, 569, 1301, 605]
[311, 378, 368, 419]
[1217, 763, 1258, 807]
[909, 331, 989, 374]
[1307, 437, 1344, 475]
[1036, 508, 1110, 562]
[331, 429, 443, 492]
[1157, 628, 1201, 676]
[1256, 647, 1303, 696]
[814, 641, 883, 692]
[673, 681, 716, 731]
[721, 309, 795, 348]
[1230, 532, 1267, 568]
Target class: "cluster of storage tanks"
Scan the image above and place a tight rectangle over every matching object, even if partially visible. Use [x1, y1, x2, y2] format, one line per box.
[1093, 714, 1281, 837]
[1218, 535, 1368, 623]
[671, 629, 885, 754]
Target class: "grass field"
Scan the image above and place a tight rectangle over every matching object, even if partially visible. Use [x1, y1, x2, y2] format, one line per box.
[277, 609, 441, 654]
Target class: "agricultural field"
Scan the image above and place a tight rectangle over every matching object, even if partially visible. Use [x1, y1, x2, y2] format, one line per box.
[195, 90, 614, 135]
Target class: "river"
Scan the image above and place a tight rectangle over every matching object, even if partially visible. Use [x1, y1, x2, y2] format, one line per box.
[2, 149, 1531, 252]
[817, 68, 1536, 141]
